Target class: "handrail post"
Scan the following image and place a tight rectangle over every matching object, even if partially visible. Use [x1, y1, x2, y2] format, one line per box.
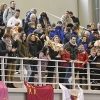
[55, 61, 59, 89]
[87, 62, 91, 90]
[38, 60, 42, 86]
[1, 58, 5, 82]
[20, 59, 24, 88]
[71, 62, 75, 89]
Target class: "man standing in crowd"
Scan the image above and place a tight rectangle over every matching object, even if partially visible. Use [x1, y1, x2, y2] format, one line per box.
[69, 11, 80, 25]
[7, 9, 22, 28]
[61, 10, 73, 25]
[3, 1, 16, 25]
[64, 35, 78, 88]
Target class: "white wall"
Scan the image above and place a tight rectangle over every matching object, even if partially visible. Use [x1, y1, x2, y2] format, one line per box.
[78, 0, 94, 27]
[0, 0, 78, 24]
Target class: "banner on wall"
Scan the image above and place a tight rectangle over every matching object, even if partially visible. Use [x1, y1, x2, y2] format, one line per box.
[24, 82, 54, 100]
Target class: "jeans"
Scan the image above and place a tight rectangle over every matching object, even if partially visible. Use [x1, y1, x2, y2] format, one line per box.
[28, 66, 37, 82]
[64, 63, 72, 83]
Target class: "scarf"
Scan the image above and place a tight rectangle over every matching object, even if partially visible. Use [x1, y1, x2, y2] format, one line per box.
[69, 40, 77, 46]
[2, 37, 12, 48]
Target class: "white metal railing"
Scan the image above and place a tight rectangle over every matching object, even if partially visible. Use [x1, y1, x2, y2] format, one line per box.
[0, 56, 100, 90]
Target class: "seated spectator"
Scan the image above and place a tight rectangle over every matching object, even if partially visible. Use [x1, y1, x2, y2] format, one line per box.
[45, 24, 51, 36]
[69, 11, 80, 25]
[26, 22, 35, 36]
[34, 23, 46, 45]
[56, 21, 64, 42]
[49, 23, 56, 39]
[90, 23, 96, 32]
[63, 27, 72, 44]
[39, 12, 51, 28]
[24, 14, 37, 33]
[26, 8, 37, 22]
[17, 27, 24, 37]
[39, 46, 51, 82]
[61, 10, 73, 25]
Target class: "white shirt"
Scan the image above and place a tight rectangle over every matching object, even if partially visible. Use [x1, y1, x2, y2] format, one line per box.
[7, 16, 22, 27]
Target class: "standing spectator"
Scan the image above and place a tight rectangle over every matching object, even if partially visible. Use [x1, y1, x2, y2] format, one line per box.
[17, 33, 33, 82]
[26, 8, 37, 22]
[63, 27, 72, 44]
[39, 12, 51, 28]
[0, 34, 12, 81]
[7, 9, 22, 28]
[24, 14, 37, 33]
[69, 11, 80, 25]
[0, 3, 7, 27]
[39, 46, 51, 82]
[61, 11, 73, 25]
[76, 44, 88, 84]
[27, 33, 43, 82]
[3, 1, 16, 25]
[34, 24, 45, 45]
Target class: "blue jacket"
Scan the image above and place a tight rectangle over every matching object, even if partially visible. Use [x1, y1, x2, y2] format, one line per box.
[49, 30, 57, 39]
[26, 26, 35, 36]
[55, 26, 64, 41]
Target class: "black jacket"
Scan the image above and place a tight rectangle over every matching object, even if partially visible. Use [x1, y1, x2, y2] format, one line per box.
[71, 16, 80, 25]
[28, 40, 43, 57]
[0, 40, 9, 56]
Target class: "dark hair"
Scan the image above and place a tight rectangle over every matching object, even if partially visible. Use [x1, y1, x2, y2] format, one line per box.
[69, 11, 73, 14]
[10, 1, 14, 4]
[87, 25, 91, 28]
[65, 27, 71, 32]
[57, 21, 62, 24]
[3, 33, 11, 38]
[20, 33, 26, 42]
[93, 31, 99, 35]
[16, 9, 20, 12]
[51, 23, 56, 28]
[18, 27, 24, 33]
[70, 35, 76, 39]
[41, 46, 49, 56]
[66, 10, 69, 13]
[72, 26, 78, 31]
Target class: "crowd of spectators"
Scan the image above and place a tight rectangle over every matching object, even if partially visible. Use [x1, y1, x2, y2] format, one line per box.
[0, 1, 100, 90]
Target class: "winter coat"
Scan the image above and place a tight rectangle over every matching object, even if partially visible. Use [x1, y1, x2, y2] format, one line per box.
[49, 30, 57, 39]
[61, 50, 70, 67]
[63, 32, 72, 44]
[71, 16, 80, 25]
[64, 42, 78, 60]
[28, 40, 43, 57]
[55, 26, 64, 41]
[39, 16, 50, 28]
[26, 26, 35, 36]
[76, 51, 88, 68]
[17, 39, 32, 64]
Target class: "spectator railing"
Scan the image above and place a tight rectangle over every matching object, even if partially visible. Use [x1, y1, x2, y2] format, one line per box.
[0, 56, 100, 90]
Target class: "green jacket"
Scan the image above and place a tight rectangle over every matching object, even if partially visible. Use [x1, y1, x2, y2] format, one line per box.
[17, 39, 32, 64]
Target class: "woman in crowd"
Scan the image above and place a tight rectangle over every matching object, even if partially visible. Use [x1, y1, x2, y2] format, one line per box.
[17, 33, 33, 82]
[39, 46, 51, 82]
[39, 12, 51, 28]
[27, 33, 43, 82]
[44, 40, 59, 83]
[5, 27, 13, 35]
[6, 33, 19, 88]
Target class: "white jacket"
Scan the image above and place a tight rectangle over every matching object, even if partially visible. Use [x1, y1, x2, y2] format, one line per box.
[7, 16, 22, 28]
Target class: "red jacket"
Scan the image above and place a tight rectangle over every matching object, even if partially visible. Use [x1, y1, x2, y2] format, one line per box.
[61, 50, 70, 67]
[76, 51, 88, 68]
